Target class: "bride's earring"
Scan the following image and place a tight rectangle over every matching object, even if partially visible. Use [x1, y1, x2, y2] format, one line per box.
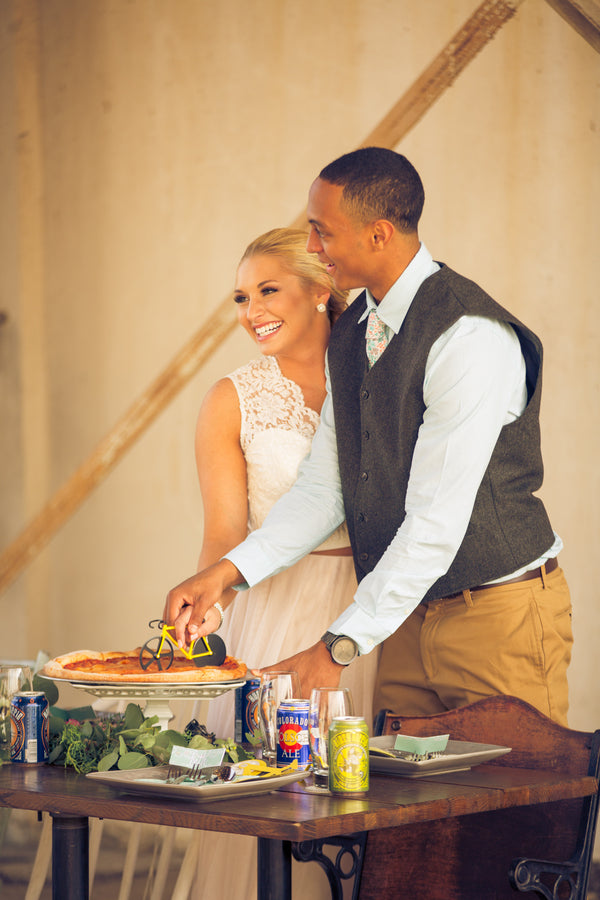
[316, 303, 327, 313]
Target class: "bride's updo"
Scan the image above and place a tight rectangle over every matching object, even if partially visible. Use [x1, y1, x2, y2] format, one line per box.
[239, 227, 348, 324]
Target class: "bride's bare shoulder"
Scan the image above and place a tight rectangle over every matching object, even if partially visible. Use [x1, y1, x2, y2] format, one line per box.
[196, 376, 241, 435]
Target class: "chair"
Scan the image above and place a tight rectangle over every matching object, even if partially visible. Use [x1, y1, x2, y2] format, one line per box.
[357, 696, 600, 900]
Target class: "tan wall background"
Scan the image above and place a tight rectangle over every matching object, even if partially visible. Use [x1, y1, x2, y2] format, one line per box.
[1, 0, 599, 735]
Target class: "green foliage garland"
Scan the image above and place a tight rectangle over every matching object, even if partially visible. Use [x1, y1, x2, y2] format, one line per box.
[48, 703, 253, 774]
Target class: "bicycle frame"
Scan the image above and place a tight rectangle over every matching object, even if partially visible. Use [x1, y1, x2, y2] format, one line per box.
[155, 623, 219, 661]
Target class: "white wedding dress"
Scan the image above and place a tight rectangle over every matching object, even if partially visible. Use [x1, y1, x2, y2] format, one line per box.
[185, 355, 379, 900]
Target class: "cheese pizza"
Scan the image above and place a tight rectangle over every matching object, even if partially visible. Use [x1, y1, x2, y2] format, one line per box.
[42, 649, 247, 684]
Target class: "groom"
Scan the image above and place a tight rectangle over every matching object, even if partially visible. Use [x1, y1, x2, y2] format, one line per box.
[164, 147, 572, 725]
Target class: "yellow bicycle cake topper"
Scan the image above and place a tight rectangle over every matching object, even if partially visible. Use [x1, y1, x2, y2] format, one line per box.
[139, 619, 227, 671]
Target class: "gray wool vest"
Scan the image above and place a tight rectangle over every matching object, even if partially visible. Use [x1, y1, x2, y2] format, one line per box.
[327, 264, 555, 600]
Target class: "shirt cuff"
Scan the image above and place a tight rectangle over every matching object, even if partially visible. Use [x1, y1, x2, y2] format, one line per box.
[328, 603, 392, 656]
[224, 538, 283, 590]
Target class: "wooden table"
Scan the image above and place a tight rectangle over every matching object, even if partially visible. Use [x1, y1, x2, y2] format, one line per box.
[0, 761, 596, 899]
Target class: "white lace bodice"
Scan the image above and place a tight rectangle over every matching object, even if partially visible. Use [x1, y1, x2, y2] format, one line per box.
[228, 356, 349, 550]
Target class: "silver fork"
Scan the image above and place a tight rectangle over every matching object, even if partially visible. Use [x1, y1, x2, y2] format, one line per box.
[164, 765, 182, 784]
[165, 763, 236, 785]
[165, 763, 203, 784]
[176, 762, 206, 784]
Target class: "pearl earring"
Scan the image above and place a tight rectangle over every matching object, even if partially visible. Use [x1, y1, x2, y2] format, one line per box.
[316, 303, 327, 313]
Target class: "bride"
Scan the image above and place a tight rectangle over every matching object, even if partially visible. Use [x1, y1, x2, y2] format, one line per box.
[181, 227, 379, 899]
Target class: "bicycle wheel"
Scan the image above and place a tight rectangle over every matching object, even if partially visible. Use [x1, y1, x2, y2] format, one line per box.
[139, 637, 174, 671]
[191, 634, 227, 668]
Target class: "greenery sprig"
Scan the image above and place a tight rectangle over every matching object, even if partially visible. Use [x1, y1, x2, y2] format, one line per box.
[48, 703, 254, 774]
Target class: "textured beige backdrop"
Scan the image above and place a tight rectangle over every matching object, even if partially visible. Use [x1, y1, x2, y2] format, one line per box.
[1, 0, 599, 734]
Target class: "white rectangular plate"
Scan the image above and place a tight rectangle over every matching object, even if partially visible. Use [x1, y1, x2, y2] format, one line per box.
[369, 736, 511, 778]
[87, 764, 310, 801]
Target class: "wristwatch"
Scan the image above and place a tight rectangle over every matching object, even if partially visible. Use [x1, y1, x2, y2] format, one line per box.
[321, 631, 359, 665]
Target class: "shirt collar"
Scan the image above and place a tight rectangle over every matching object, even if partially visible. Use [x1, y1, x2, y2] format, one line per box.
[358, 243, 440, 334]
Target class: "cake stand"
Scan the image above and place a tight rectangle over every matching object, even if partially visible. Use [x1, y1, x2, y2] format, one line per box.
[52, 678, 245, 730]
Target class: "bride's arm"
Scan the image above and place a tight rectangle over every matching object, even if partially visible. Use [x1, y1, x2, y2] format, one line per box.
[194, 377, 249, 621]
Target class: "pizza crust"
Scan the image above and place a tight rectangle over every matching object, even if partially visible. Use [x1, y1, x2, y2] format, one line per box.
[42, 648, 247, 684]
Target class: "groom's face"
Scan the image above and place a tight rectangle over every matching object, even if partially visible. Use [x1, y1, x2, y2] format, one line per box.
[306, 178, 374, 293]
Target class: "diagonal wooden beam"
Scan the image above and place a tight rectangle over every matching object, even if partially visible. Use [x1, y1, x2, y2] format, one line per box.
[544, 0, 600, 53]
[360, 0, 526, 147]
[0, 0, 525, 595]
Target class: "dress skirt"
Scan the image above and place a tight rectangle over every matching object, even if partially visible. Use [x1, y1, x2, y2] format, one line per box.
[183, 552, 379, 900]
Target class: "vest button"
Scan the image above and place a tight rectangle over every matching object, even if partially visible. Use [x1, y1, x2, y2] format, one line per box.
[360, 471, 369, 481]
[361, 389, 369, 400]
[359, 552, 369, 562]
[364, 430, 370, 440]
[357, 512, 368, 523]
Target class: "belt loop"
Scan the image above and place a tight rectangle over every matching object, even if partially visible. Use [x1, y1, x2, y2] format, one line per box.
[462, 589, 474, 608]
[540, 563, 548, 589]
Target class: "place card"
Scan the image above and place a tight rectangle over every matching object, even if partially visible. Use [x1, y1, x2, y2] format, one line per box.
[168, 745, 225, 770]
[394, 733, 449, 755]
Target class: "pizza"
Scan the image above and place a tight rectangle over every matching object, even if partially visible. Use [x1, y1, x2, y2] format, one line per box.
[42, 648, 247, 684]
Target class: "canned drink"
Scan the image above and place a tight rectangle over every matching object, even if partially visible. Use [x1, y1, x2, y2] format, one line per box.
[328, 716, 369, 796]
[276, 699, 310, 767]
[11, 692, 49, 764]
[234, 676, 261, 743]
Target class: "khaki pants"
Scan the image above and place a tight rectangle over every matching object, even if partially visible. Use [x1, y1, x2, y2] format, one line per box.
[373, 565, 573, 726]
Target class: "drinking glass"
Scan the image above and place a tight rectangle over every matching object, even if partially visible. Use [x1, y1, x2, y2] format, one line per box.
[309, 687, 354, 789]
[0, 664, 33, 752]
[257, 671, 301, 766]
[0, 664, 33, 696]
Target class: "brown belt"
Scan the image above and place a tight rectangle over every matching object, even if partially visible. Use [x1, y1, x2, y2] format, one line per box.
[441, 556, 559, 601]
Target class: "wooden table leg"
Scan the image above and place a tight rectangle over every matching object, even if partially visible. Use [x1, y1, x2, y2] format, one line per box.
[50, 814, 89, 900]
[257, 837, 292, 900]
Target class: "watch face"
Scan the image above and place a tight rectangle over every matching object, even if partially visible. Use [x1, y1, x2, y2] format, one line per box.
[332, 636, 357, 665]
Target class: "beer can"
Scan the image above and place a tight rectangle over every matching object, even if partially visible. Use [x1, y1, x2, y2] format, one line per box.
[234, 676, 261, 743]
[276, 699, 310, 767]
[328, 716, 369, 796]
[10, 692, 49, 764]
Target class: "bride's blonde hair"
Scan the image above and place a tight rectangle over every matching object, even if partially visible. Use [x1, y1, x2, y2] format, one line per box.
[239, 227, 348, 324]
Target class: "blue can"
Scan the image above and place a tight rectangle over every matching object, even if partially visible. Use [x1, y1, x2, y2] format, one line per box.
[234, 676, 261, 743]
[10, 692, 49, 764]
[276, 699, 310, 767]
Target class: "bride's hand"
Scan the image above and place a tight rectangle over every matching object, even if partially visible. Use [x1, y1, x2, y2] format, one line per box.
[196, 603, 222, 637]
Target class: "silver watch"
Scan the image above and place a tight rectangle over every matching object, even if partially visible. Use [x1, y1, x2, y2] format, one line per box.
[321, 631, 359, 666]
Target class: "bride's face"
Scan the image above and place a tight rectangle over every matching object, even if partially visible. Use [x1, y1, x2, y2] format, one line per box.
[233, 254, 329, 356]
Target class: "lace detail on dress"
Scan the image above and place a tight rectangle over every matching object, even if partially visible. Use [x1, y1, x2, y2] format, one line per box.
[228, 356, 349, 549]
[231, 355, 319, 450]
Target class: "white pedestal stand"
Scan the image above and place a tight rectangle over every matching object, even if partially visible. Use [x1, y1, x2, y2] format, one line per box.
[63, 680, 245, 730]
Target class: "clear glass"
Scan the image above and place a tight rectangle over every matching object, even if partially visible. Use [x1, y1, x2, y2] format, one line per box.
[0, 665, 33, 753]
[309, 687, 354, 789]
[257, 671, 301, 766]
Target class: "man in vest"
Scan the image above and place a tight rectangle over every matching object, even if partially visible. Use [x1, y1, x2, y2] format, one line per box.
[165, 147, 573, 726]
